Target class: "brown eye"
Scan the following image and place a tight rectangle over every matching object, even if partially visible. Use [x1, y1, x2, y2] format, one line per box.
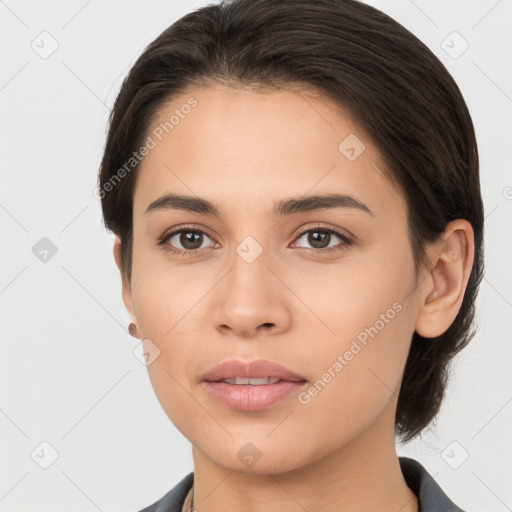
[159, 226, 216, 255]
[174, 230, 205, 250]
[293, 226, 353, 252]
[304, 230, 331, 249]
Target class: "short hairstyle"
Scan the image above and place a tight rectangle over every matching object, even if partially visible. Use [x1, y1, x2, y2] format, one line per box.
[98, 0, 485, 443]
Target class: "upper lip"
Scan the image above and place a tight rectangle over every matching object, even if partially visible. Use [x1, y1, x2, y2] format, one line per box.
[201, 359, 307, 382]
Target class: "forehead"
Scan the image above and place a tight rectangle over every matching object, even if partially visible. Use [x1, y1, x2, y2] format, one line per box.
[133, 84, 406, 222]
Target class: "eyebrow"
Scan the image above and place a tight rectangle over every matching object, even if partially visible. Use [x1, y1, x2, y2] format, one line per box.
[145, 192, 374, 218]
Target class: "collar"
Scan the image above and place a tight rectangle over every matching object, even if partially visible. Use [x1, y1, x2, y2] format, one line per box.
[399, 456, 465, 511]
[138, 456, 465, 512]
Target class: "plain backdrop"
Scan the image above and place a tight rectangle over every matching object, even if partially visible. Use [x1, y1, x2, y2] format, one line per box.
[0, 1, 511, 511]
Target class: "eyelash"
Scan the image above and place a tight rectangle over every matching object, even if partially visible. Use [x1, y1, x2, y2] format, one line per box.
[158, 223, 354, 256]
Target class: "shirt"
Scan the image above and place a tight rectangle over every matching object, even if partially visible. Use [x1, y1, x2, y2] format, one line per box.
[136, 456, 465, 512]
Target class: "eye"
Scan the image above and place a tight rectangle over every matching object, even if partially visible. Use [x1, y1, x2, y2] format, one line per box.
[158, 225, 216, 256]
[291, 224, 354, 253]
[158, 223, 354, 257]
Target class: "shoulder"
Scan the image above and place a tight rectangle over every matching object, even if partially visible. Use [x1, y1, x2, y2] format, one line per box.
[399, 456, 466, 512]
[135, 472, 194, 512]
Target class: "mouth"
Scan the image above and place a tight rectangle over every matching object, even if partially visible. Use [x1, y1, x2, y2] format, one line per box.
[219, 377, 282, 385]
[201, 359, 308, 411]
[202, 379, 308, 411]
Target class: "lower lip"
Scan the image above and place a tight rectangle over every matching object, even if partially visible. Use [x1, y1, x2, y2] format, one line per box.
[202, 380, 308, 411]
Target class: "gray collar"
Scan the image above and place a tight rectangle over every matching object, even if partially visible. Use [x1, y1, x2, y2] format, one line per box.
[137, 456, 465, 512]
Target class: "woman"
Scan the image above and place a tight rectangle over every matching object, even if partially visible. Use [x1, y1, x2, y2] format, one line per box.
[97, 0, 484, 510]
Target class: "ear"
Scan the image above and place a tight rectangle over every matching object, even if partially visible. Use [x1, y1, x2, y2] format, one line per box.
[415, 219, 475, 338]
[113, 235, 138, 335]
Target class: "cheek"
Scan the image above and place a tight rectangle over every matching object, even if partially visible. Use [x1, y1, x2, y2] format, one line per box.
[142, 359, 202, 444]
[132, 271, 203, 435]
[309, 296, 412, 403]
[130, 249, 206, 339]
[289, 305, 414, 462]
[132, 273, 199, 367]
[296, 254, 416, 422]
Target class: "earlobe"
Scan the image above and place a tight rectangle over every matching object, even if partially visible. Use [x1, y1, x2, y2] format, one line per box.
[415, 220, 475, 338]
[113, 236, 138, 337]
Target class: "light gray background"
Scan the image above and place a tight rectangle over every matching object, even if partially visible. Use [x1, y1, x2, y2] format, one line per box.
[1, 1, 511, 511]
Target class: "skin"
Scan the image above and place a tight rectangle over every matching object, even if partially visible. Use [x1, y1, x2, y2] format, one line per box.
[113, 84, 474, 512]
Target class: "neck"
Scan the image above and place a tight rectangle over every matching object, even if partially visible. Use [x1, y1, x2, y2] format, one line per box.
[189, 402, 418, 512]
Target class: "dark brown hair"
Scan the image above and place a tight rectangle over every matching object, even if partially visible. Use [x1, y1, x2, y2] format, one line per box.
[98, 0, 484, 443]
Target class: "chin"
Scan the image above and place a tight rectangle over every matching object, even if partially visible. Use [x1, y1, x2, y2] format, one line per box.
[195, 434, 317, 475]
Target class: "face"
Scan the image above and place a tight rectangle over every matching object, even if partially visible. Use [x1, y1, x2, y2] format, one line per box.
[120, 84, 426, 473]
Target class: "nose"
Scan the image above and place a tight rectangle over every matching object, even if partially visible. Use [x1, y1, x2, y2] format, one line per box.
[212, 246, 292, 339]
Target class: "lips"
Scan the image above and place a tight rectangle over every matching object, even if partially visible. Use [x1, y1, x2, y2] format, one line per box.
[201, 359, 307, 383]
[201, 359, 308, 411]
